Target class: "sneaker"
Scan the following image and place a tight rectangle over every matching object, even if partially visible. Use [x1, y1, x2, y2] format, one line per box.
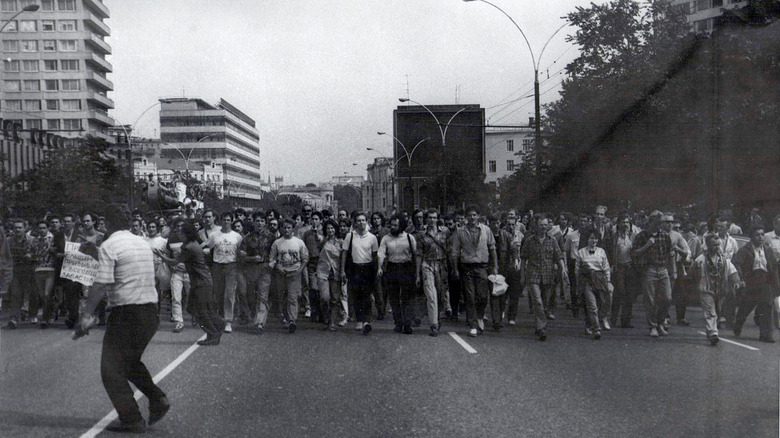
[468, 328, 478, 337]
[288, 322, 297, 334]
[709, 334, 720, 346]
[585, 327, 593, 336]
[593, 330, 602, 340]
[546, 312, 556, 321]
[658, 326, 669, 336]
[650, 327, 659, 337]
[30, 317, 38, 324]
[354, 322, 364, 331]
[223, 323, 233, 333]
[662, 318, 671, 330]
[304, 309, 311, 318]
[508, 320, 517, 326]
[7, 319, 17, 329]
[337, 317, 347, 327]
[255, 324, 264, 335]
[362, 323, 372, 335]
[173, 322, 184, 333]
[602, 319, 611, 331]
[429, 325, 439, 337]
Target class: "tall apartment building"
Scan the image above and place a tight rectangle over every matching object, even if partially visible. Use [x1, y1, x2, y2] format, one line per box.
[670, 0, 748, 32]
[158, 98, 263, 203]
[0, 0, 114, 141]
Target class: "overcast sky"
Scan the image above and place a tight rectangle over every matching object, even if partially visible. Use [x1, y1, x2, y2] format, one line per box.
[106, 0, 595, 185]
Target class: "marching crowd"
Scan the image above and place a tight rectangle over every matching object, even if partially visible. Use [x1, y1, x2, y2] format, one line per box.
[1, 204, 779, 346]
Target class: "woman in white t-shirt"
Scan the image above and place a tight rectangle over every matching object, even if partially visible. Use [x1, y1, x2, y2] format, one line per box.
[575, 230, 612, 340]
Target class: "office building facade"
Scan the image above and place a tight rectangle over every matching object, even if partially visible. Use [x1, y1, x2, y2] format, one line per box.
[484, 122, 535, 186]
[670, 0, 748, 32]
[1, 0, 114, 141]
[158, 97, 262, 203]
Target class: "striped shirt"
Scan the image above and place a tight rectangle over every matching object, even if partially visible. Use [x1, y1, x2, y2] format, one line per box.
[95, 231, 158, 308]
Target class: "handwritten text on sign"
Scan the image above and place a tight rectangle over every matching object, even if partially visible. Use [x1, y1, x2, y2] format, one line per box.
[61, 242, 99, 286]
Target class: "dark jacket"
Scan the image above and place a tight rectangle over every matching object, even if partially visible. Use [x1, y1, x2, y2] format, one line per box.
[733, 242, 780, 291]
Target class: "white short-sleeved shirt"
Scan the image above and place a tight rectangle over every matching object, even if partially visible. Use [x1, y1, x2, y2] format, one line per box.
[207, 230, 243, 264]
[95, 231, 158, 308]
[342, 230, 378, 264]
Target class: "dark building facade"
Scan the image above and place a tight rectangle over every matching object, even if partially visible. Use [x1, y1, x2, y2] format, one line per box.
[393, 104, 485, 213]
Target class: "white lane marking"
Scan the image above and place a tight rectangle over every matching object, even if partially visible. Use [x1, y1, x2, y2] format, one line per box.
[80, 334, 207, 438]
[448, 331, 478, 354]
[697, 331, 760, 351]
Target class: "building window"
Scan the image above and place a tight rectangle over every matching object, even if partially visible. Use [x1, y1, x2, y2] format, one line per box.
[44, 79, 58, 91]
[42, 40, 56, 52]
[24, 100, 41, 111]
[506, 160, 514, 171]
[63, 118, 81, 130]
[26, 119, 42, 130]
[45, 99, 58, 110]
[506, 139, 514, 152]
[5, 100, 22, 112]
[58, 20, 77, 32]
[712, 0, 723, 6]
[19, 0, 36, 8]
[60, 79, 79, 91]
[3, 59, 19, 72]
[1, 0, 17, 12]
[61, 99, 80, 111]
[4, 21, 17, 32]
[57, 0, 75, 10]
[42, 20, 55, 31]
[58, 40, 77, 51]
[20, 40, 37, 52]
[46, 119, 60, 130]
[60, 59, 78, 71]
[3, 40, 18, 52]
[22, 79, 39, 91]
[22, 59, 38, 72]
[43, 59, 57, 71]
[41, 0, 54, 10]
[19, 20, 36, 32]
[4, 80, 20, 92]
[488, 160, 496, 173]
[522, 138, 533, 150]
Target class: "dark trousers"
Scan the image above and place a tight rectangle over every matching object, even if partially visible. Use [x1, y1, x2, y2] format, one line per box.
[735, 281, 775, 341]
[673, 276, 694, 321]
[100, 303, 166, 424]
[448, 270, 462, 318]
[61, 278, 82, 324]
[611, 263, 634, 324]
[505, 267, 523, 321]
[461, 264, 489, 329]
[192, 283, 225, 338]
[384, 262, 416, 327]
[348, 263, 376, 323]
[568, 258, 579, 313]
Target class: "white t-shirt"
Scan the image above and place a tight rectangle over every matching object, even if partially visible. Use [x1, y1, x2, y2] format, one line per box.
[207, 230, 243, 264]
[146, 235, 167, 265]
[342, 230, 378, 264]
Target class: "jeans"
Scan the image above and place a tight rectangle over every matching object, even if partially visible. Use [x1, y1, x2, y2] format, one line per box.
[101, 303, 166, 424]
[579, 274, 607, 331]
[348, 263, 376, 323]
[460, 264, 489, 330]
[34, 270, 57, 322]
[700, 291, 719, 337]
[385, 262, 416, 328]
[274, 269, 303, 324]
[421, 260, 448, 327]
[528, 283, 554, 331]
[318, 276, 343, 326]
[192, 282, 224, 338]
[642, 266, 672, 329]
[169, 271, 190, 323]
[211, 262, 238, 322]
[248, 263, 273, 327]
[504, 265, 523, 321]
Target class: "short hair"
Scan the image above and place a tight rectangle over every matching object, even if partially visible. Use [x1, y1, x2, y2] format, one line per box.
[292, 213, 302, 221]
[465, 205, 479, 215]
[234, 208, 246, 216]
[36, 220, 48, 227]
[310, 211, 322, 221]
[251, 211, 265, 220]
[221, 212, 234, 221]
[171, 217, 185, 228]
[131, 218, 143, 227]
[322, 219, 339, 233]
[425, 208, 439, 219]
[749, 225, 765, 236]
[595, 205, 608, 214]
[181, 221, 199, 242]
[282, 218, 295, 227]
[82, 212, 97, 222]
[704, 232, 720, 246]
[48, 215, 61, 223]
[202, 209, 215, 218]
[353, 212, 367, 222]
[389, 214, 408, 231]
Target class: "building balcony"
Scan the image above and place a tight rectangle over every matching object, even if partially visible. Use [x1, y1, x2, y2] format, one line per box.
[89, 129, 114, 143]
[86, 72, 113, 91]
[83, 0, 110, 19]
[85, 33, 111, 55]
[88, 109, 114, 127]
[86, 53, 112, 73]
[87, 91, 114, 109]
[84, 13, 110, 37]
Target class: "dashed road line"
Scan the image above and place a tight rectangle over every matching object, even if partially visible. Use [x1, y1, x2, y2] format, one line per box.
[80, 334, 207, 438]
[448, 331, 478, 354]
[697, 331, 760, 351]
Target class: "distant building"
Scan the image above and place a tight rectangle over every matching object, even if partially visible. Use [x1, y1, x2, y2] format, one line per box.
[393, 104, 485, 212]
[484, 119, 536, 186]
[0, 0, 115, 141]
[278, 184, 334, 210]
[362, 156, 394, 214]
[670, 0, 748, 33]
[331, 175, 364, 185]
[158, 98, 262, 204]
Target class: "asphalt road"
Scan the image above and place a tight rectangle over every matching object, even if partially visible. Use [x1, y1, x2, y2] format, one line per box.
[1, 299, 778, 438]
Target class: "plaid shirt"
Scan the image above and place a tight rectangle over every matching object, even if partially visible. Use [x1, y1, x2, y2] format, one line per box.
[633, 230, 673, 268]
[520, 235, 563, 285]
[418, 227, 449, 261]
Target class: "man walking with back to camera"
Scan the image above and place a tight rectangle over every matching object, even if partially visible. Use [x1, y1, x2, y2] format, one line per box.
[74, 229, 169, 433]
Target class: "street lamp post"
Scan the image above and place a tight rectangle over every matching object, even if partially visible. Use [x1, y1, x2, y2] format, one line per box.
[0, 4, 40, 124]
[377, 132, 428, 211]
[397, 98, 467, 212]
[463, 0, 567, 205]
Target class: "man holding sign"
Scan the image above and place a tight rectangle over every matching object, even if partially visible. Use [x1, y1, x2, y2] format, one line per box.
[73, 229, 169, 433]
